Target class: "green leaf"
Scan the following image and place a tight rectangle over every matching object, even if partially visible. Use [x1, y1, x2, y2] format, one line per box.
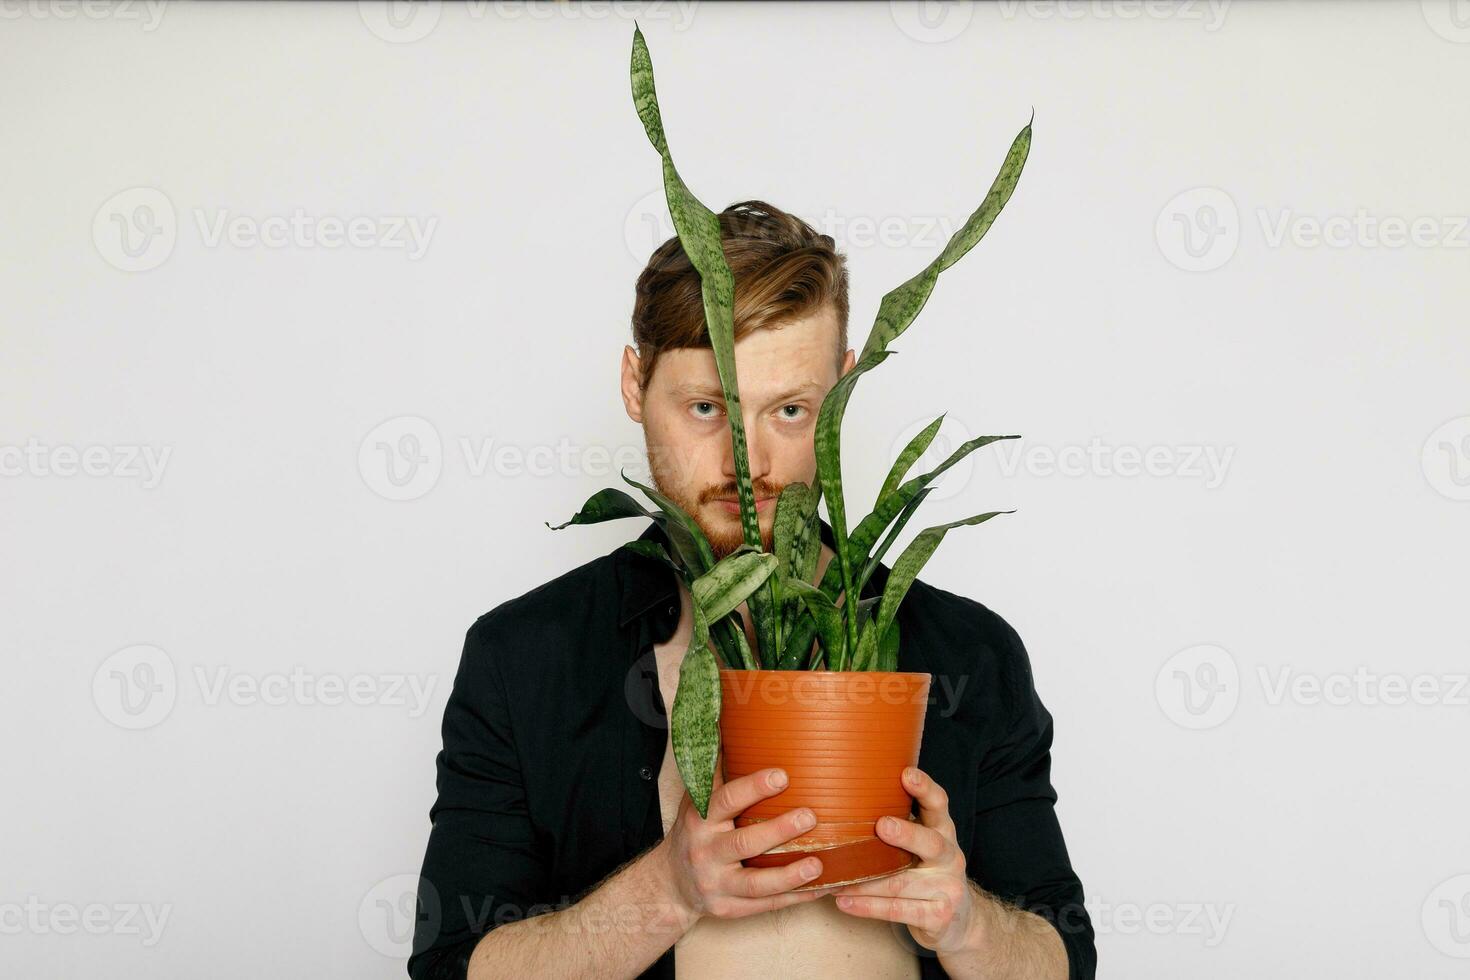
[772, 481, 821, 663]
[692, 551, 779, 624]
[631, 26, 777, 663]
[671, 601, 720, 818]
[813, 348, 894, 666]
[546, 487, 652, 530]
[880, 415, 945, 503]
[862, 510, 1012, 656]
[875, 618, 900, 673]
[621, 539, 685, 577]
[786, 579, 847, 673]
[860, 485, 935, 588]
[621, 470, 715, 575]
[859, 119, 1033, 362]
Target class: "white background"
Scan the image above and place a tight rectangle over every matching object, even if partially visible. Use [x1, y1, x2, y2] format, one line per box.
[3, 2, 1468, 977]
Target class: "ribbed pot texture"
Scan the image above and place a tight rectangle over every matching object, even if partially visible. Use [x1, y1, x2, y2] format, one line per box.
[718, 668, 932, 890]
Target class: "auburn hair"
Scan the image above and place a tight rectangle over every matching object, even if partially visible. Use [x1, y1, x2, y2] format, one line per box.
[630, 200, 849, 389]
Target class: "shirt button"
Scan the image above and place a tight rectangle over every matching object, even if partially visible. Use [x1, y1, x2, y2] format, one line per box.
[638, 766, 654, 781]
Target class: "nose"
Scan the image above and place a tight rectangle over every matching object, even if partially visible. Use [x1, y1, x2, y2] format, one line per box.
[723, 412, 771, 491]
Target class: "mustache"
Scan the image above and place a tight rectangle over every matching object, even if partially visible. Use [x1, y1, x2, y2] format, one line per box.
[699, 479, 784, 505]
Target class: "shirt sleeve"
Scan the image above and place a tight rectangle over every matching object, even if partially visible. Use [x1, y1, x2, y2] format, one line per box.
[408, 614, 551, 980]
[965, 611, 1096, 980]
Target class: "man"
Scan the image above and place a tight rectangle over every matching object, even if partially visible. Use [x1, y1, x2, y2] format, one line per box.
[409, 201, 1095, 979]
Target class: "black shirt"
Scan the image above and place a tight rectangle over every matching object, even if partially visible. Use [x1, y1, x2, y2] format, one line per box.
[409, 518, 1096, 979]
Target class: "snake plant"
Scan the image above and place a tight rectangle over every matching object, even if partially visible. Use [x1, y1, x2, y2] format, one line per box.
[548, 26, 1032, 817]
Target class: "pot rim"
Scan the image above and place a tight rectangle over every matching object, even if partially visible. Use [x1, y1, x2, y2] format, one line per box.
[719, 667, 932, 679]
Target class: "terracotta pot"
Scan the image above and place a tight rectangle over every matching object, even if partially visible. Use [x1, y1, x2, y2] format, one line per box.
[718, 668, 932, 890]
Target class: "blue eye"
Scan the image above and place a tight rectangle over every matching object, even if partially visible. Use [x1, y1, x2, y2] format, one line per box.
[692, 401, 721, 419]
[780, 405, 807, 420]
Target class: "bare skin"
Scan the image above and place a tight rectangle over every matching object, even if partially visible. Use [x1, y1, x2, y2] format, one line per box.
[463, 306, 1067, 978]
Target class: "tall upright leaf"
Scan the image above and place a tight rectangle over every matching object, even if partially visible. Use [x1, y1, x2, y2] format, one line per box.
[858, 120, 1033, 361]
[630, 26, 778, 661]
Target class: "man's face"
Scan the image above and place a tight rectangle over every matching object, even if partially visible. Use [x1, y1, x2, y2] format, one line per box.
[621, 305, 855, 559]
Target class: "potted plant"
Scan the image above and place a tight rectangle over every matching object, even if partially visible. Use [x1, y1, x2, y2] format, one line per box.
[550, 25, 1031, 889]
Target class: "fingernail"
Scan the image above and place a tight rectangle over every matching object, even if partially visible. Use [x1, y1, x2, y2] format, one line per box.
[801, 859, 820, 878]
[770, 769, 788, 789]
[905, 768, 919, 784]
[837, 896, 854, 909]
[880, 816, 896, 832]
[796, 809, 816, 830]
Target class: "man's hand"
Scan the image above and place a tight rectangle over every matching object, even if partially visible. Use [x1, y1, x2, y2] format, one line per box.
[829, 766, 976, 953]
[656, 761, 832, 926]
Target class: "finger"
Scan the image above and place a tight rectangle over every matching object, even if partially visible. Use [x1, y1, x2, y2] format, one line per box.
[725, 854, 825, 898]
[902, 768, 956, 833]
[713, 806, 816, 863]
[722, 883, 831, 916]
[875, 814, 951, 863]
[835, 894, 943, 932]
[705, 767, 789, 825]
[832, 867, 948, 901]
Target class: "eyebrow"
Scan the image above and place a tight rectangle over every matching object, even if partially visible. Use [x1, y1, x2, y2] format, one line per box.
[671, 380, 823, 404]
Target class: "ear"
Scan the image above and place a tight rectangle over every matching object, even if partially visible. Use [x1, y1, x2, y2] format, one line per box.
[838, 347, 856, 378]
[620, 345, 646, 423]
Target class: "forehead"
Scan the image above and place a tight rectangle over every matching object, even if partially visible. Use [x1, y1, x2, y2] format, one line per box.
[652, 306, 842, 397]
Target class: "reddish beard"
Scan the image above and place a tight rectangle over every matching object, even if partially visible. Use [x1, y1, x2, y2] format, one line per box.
[650, 470, 782, 560]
